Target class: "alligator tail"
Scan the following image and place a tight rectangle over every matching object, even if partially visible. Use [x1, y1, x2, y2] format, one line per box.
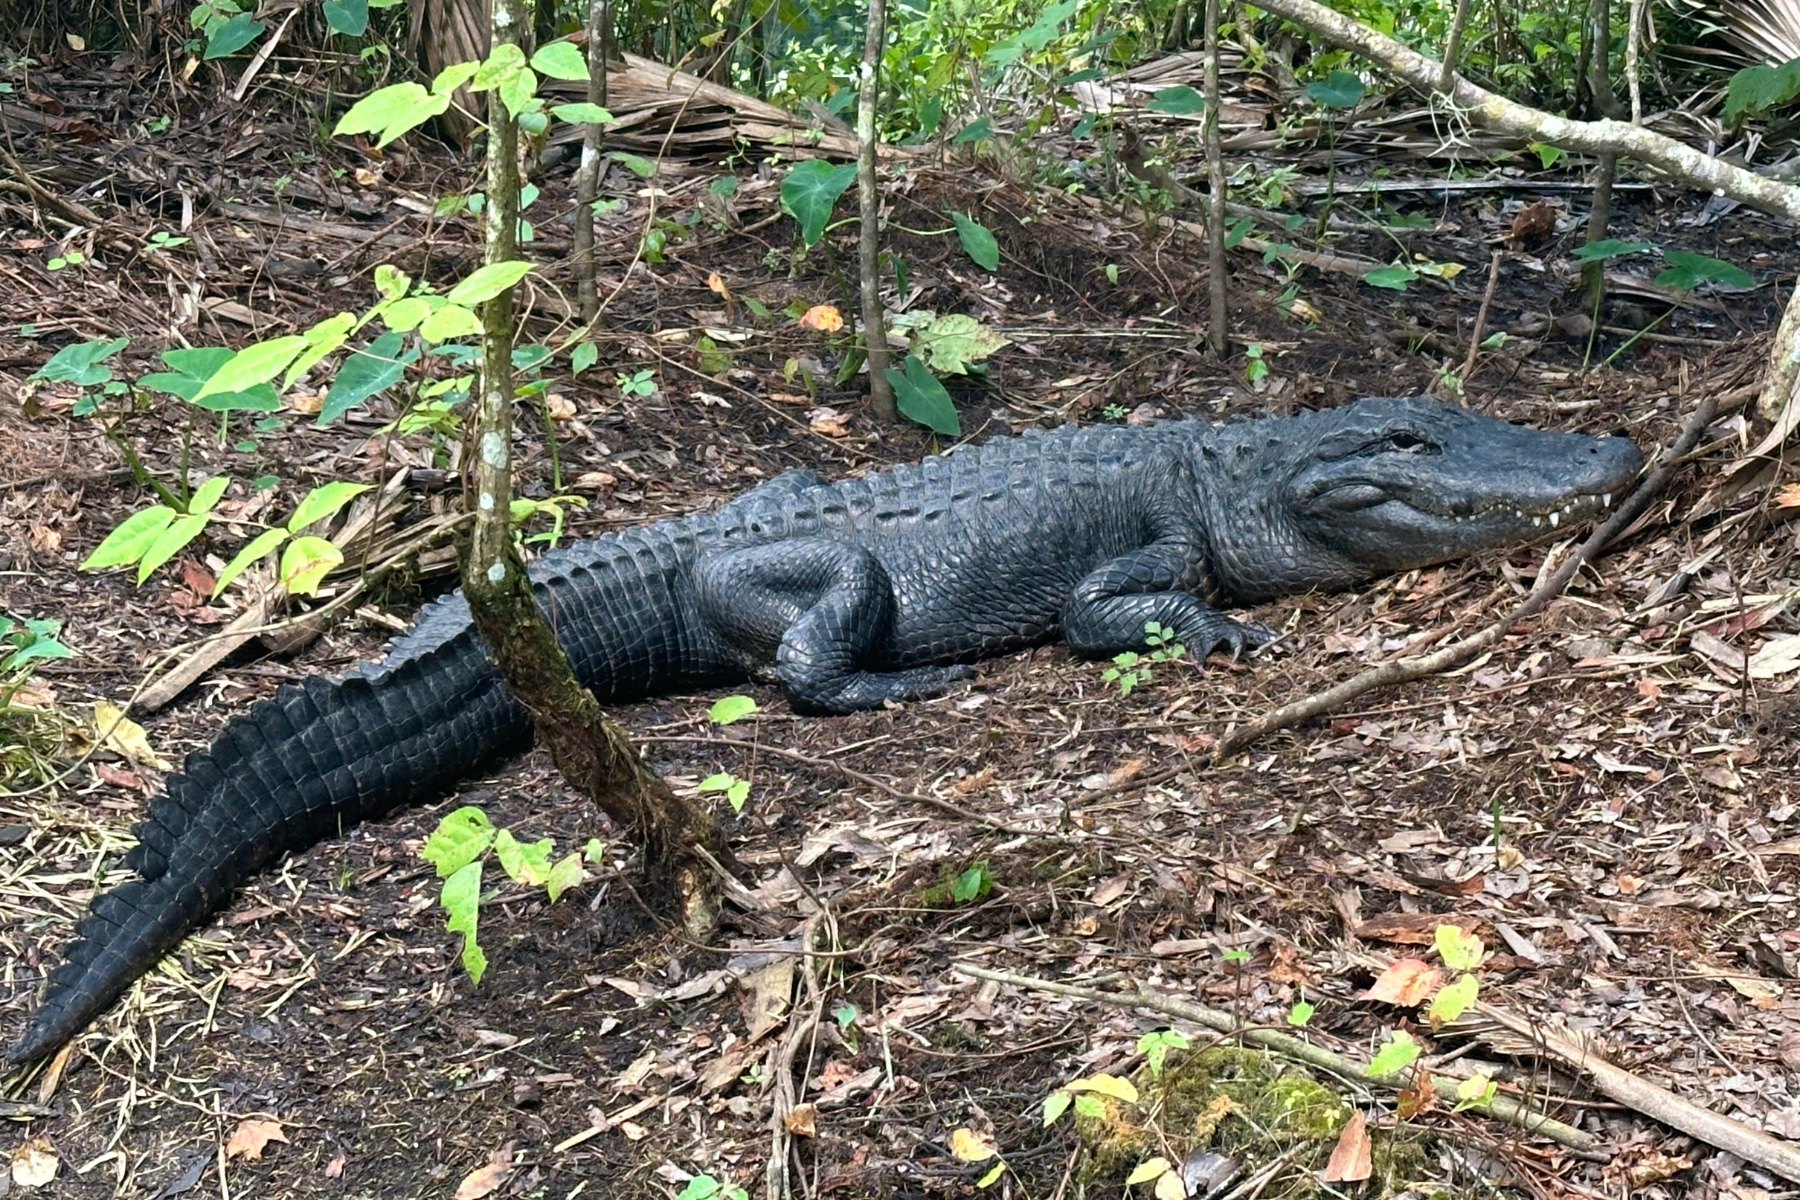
[7, 601, 528, 1063]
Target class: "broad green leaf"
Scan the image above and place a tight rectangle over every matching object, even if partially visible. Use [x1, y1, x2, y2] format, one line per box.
[1426, 973, 1480, 1025]
[1434, 923, 1485, 971]
[1288, 999, 1316, 1025]
[192, 336, 308, 403]
[82, 506, 176, 570]
[552, 102, 615, 125]
[1064, 1073, 1139, 1103]
[1361, 266, 1417, 291]
[570, 341, 599, 374]
[983, 0, 1078, 66]
[136, 512, 211, 582]
[1306, 68, 1366, 109]
[709, 694, 758, 724]
[423, 806, 496, 877]
[699, 772, 739, 793]
[322, 330, 413, 424]
[280, 312, 357, 391]
[1656, 249, 1754, 290]
[1528, 142, 1565, 169]
[498, 68, 538, 119]
[432, 61, 481, 96]
[494, 828, 555, 885]
[188, 475, 230, 514]
[886, 353, 960, 436]
[530, 41, 589, 81]
[1042, 1090, 1073, 1124]
[951, 860, 992, 902]
[952, 116, 993, 143]
[382, 295, 438, 332]
[471, 42, 528, 91]
[1366, 1029, 1420, 1077]
[4, 636, 73, 668]
[204, 12, 265, 58]
[418, 302, 482, 342]
[1146, 85, 1205, 115]
[949, 211, 1000, 270]
[1723, 57, 1800, 124]
[1137, 1029, 1190, 1075]
[906, 313, 1009, 375]
[140, 346, 280, 412]
[287, 481, 370, 533]
[544, 852, 585, 902]
[976, 1162, 1005, 1188]
[780, 159, 858, 247]
[446, 261, 534, 306]
[211, 527, 290, 596]
[333, 81, 450, 146]
[1073, 1093, 1106, 1119]
[1571, 238, 1654, 264]
[441, 859, 488, 984]
[610, 151, 656, 177]
[321, 0, 369, 36]
[32, 337, 129, 387]
[279, 535, 344, 595]
[726, 779, 750, 812]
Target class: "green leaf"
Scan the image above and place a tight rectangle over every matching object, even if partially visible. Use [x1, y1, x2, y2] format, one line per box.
[471, 42, 528, 91]
[610, 151, 656, 178]
[321, 0, 369, 36]
[727, 779, 751, 812]
[951, 860, 992, 903]
[136, 512, 210, 583]
[192, 336, 308, 404]
[446, 261, 535, 306]
[1361, 266, 1417, 291]
[494, 828, 556, 885]
[498, 67, 539, 118]
[1434, 923, 1485, 971]
[780, 159, 858, 248]
[279, 535, 344, 595]
[382, 295, 438, 333]
[333, 81, 450, 147]
[431, 61, 481, 96]
[1042, 1090, 1073, 1125]
[1366, 1029, 1420, 1077]
[709, 694, 759, 724]
[570, 341, 599, 375]
[1306, 68, 1366, 109]
[901, 312, 1009, 374]
[1426, 973, 1480, 1025]
[952, 116, 993, 143]
[322, 330, 413, 424]
[188, 475, 230, 514]
[82, 507, 176, 570]
[982, 0, 1078, 66]
[1527, 142, 1565, 169]
[886, 353, 960, 436]
[211, 527, 290, 595]
[1571, 238, 1655, 264]
[976, 1162, 1005, 1189]
[1136, 1029, 1190, 1075]
[32, 337, 129, 387]
[531, 41, 589, 81]
[286, 482, 370, 533]
[544, 853, 585, 902]
[1287, 999, 1316, 1026]
[1656, 249, 1755, 290]
[551, 102, 615, 125]
[949, 211, 1000, 270]
[204, 12, 265, 58]
[1723, 57, 1800, 124]
[699, 772, 739, 794]
[140, 346, 280, 412]
[1063, 1073, 1138, 1103]
[423, 806, 496, 877]
[418, 303, 482, 342]
[1146, 85, 1205, 115]
[441, 860, 488, 984]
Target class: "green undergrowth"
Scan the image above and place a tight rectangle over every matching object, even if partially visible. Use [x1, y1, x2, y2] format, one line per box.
[1074, 1045, 1449, 1197]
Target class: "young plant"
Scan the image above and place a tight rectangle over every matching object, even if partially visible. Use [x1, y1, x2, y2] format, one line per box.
[697, 694, 759, 813]
[1101, 620, 1185, 695]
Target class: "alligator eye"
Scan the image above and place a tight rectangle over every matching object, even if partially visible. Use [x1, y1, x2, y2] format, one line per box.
[1380, 432, 1434, 454]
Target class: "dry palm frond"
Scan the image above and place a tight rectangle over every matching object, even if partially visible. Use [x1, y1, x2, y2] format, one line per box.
[1703, 0, 1800, 64]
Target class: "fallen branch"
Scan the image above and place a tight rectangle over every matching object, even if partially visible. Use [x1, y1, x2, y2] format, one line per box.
[1472, 1003, 1800, 1182]
[1214, 390, 1719, 760]
[955, 964, 1595, 1151]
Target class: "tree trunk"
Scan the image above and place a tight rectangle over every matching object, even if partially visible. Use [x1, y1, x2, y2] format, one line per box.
[574, 0, 609, 326]
[856, 0, 896, 422]
[463, 0, 726, 932]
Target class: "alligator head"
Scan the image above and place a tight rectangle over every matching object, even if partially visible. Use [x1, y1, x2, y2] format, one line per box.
[1200, 396, 1646, 603]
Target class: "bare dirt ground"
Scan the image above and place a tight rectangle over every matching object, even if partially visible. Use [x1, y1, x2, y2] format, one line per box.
[3, 47, 1800, 1200]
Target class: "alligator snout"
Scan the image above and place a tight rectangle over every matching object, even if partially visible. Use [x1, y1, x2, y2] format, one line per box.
[1581, 435, 1645, 492]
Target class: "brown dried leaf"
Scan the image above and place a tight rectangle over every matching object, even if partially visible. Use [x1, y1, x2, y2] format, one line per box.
[225, 1118, 289, 1161]
[1364, 958, 1443, 1006]
[1321, 1111, 1372, 1182]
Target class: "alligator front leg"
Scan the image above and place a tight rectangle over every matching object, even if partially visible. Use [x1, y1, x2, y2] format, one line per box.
[693, 539, 973, 714]
[1063, 543, 1273, 661]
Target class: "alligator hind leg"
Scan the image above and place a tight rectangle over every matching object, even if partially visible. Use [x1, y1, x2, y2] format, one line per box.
[693, 539, 972, 714]
[1063, 542, 1274, 661]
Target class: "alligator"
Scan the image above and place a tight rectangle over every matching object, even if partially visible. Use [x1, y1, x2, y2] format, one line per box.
[8, 396, 1643, 1062]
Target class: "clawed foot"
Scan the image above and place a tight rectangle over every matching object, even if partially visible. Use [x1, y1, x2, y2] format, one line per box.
[1188, 617, 1278, 662]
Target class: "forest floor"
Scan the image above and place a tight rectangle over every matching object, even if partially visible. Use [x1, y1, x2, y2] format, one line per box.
[3, 45, 1800, 1200]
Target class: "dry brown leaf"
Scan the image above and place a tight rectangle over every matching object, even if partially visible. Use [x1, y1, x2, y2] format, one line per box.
[325, 1151, 347, 1178]
[1092, 873, 1132, 906]
[798, 304, 843, 332]
[10, 1136, 59, 1187]
[784, 1103, 818, 1136]
[225, 1119, 289, 1161]
[1321, 1111, 1372, 1182]
[1364, 958, 1443, 1006]
[1395, 1072, 1437, 1119]
[1356, 913, 1481, 945]
[454, 1142, 517, 1200]
[807, 407, 850, 436]
[93, 700, 172, 771]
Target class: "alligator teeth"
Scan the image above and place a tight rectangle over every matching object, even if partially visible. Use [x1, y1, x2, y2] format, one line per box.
[1533, 516, 1541, 526]
[1602, 493, 1611, 507]
[1548, 510, 1560, 528]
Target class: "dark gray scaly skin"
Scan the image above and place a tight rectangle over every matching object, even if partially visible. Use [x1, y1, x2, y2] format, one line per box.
[8, 397, 1643, 1061]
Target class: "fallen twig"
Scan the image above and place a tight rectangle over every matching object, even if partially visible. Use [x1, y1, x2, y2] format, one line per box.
[1213, 390, 1719, 760]
[954, 964, 1596, 1151]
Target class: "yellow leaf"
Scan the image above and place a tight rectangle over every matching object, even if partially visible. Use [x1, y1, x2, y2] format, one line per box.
[93, 700, 172, 772]
[949, 1127, 997, 1163]
[1456, 1071, 1494, 1102]
[1154, 1169, 1188, 1200]
[1126, 1157, 1171, 1185]
[798, 304, 843, 332]
[1063, 1073, 1139, 1104]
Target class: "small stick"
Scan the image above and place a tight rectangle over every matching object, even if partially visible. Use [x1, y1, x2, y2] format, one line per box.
[1214, 391, 1718, 761]
[1459, 250, 1504, 385]
[955, 964, 1595, 1150]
